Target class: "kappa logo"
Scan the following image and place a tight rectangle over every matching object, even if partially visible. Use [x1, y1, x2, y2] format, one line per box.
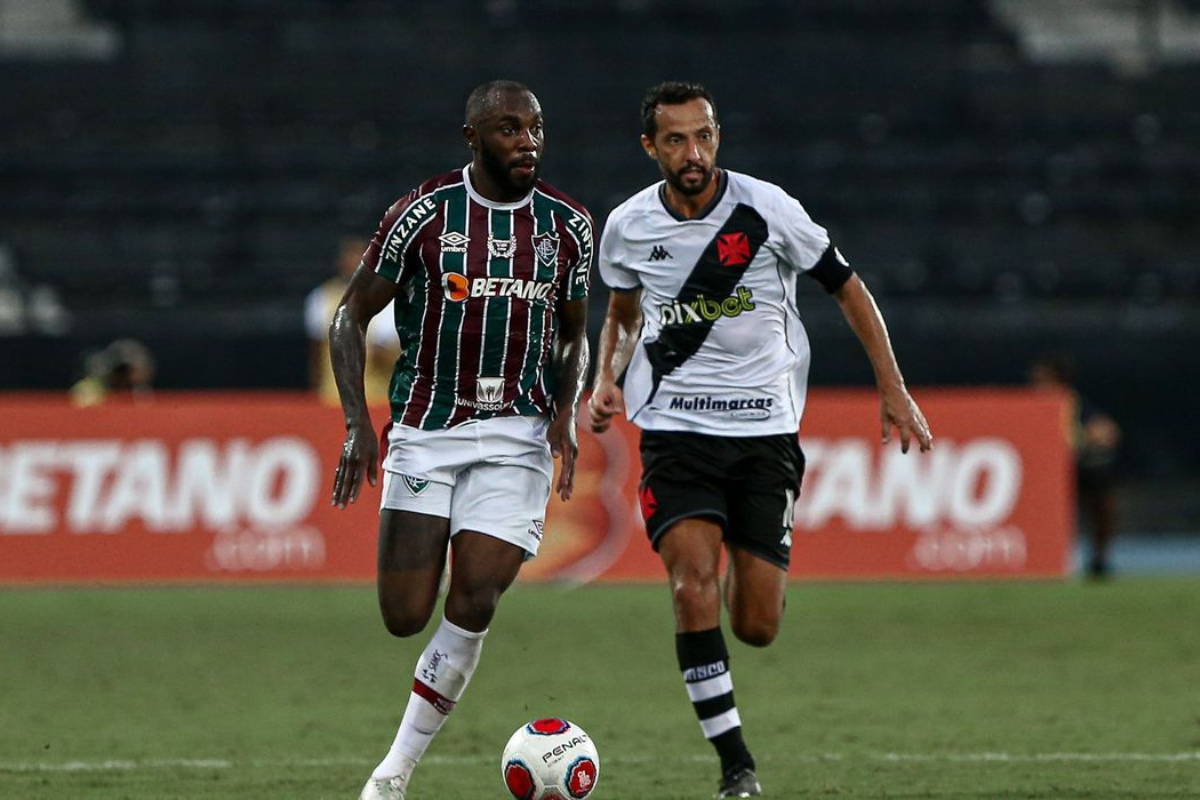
[403, 475, 430, 495]
[717, 232, 751, 266]
[438, 231, 469, 253]
[532, 231, 560, 267]
[649, 245, 673, 262]
[488, 235, 517, 259]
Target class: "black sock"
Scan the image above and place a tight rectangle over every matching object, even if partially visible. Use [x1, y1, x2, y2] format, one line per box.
[676, 627, 755, 775]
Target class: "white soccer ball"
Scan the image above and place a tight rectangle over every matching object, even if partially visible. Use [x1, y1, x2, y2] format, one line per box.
[500, 717, 600, 800]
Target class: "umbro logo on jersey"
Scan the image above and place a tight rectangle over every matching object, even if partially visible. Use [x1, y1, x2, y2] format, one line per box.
[403, 475, 430, 495]
[717, 232, 752, 266]
[648, 245, 673, 262]
[438, 232, 469, 253]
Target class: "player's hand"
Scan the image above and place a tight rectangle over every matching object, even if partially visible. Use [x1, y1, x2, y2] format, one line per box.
[332, 421, 379, 508]
[881, 387, 932, 454]
[547, 413, 579, 501]
[587, 383, 625, 433]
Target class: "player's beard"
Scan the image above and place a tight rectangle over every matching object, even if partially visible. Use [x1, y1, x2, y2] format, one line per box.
[665, 162, 715, 196]
[479, 145, 540, 198]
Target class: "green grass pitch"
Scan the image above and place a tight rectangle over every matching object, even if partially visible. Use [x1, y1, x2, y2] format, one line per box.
[2, 579, 1199, 798]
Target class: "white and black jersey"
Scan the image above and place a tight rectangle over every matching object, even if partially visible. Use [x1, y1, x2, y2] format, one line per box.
[598, 169, 853, 437]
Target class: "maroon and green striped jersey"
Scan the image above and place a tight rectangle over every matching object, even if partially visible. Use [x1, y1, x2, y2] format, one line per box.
[361, 166, 593, 430]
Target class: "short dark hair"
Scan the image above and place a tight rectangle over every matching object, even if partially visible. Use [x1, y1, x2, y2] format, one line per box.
[465, 80, 532, 125]
[641, 81, 717, 138]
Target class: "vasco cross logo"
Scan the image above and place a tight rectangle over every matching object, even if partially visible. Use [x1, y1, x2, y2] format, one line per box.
[648, 245, 672, 262]
[717, 232, 751, 266]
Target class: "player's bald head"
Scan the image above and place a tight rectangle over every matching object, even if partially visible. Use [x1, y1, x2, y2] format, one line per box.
[465, 80, 536, 125]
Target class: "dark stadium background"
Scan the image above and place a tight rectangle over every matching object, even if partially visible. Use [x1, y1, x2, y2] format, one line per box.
[1, 0, 1197, 540]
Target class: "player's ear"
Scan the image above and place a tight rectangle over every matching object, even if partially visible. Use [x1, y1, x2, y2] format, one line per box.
[463, 124, 478, 151]
[640, 134, 656, 159]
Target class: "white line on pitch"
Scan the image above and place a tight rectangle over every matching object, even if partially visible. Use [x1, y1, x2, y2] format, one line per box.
[3, 752, 1200, 773]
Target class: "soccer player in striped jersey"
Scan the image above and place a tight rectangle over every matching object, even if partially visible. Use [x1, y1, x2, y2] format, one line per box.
[329, 80, 593, 800]
[589, 82, 932, 798]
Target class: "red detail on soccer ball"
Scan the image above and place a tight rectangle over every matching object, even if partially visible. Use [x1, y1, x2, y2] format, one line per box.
[717, 232, 751, 266]
[504, 760, 536, 800]
[638, 484, 657, 521]
[566, 757, 598, 798]
[528, 718, 571, 736]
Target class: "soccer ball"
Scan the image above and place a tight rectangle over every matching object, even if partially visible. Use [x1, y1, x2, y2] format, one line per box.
[500, 718, 600, 800]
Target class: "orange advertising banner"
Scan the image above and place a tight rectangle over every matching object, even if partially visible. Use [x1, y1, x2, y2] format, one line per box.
[0, 390, 1071, 584]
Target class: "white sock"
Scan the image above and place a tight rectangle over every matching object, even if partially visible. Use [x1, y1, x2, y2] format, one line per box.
[371, 617, 486, 782]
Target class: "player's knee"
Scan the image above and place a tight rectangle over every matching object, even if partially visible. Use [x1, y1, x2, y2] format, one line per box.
[671, 575, 719, 617]
[378, 592, 436, 638]
[443, 583, 503, 631]
[380, 607, 430, 638]
[731, 615, 779, 647]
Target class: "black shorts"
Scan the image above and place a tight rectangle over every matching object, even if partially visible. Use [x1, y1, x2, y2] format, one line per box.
[638, 430, 805, 569]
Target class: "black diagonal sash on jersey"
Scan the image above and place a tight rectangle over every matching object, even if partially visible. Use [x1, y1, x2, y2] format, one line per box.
[644, 203, 770, 398]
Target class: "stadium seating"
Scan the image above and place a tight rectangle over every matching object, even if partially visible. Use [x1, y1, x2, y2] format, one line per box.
[2, 0, 1198, 479]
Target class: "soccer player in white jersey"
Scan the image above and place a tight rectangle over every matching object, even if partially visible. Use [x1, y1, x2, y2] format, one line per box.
[588, 82, 932, 798]
[330, 80, 593, 800]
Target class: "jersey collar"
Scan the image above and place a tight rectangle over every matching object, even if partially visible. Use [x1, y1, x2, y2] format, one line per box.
[463, 163, 535, 210]
[657, 167, 728, 222]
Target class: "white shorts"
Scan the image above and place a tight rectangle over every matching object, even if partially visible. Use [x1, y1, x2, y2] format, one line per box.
[380, 415, 552, 557]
